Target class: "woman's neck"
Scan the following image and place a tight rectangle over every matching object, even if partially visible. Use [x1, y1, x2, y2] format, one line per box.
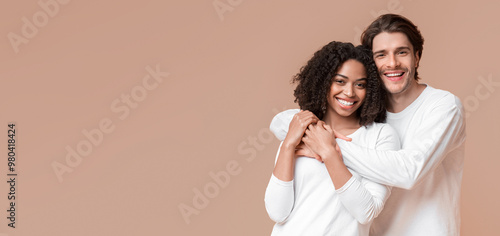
[323, 111, 360, 136]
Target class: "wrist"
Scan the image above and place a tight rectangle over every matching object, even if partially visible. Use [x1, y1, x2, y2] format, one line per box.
[282, 140, 297, 151]
[319, 146, 341, 162]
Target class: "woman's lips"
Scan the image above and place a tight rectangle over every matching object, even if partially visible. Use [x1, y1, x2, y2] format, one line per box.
[336, 98, 356, 109]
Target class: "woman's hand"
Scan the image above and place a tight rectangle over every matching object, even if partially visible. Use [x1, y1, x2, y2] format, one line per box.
[302, 121, 342, 161]
[282, 110, 319, 150]
[273, 110, 319, 181]
[295, 142, 323, 162]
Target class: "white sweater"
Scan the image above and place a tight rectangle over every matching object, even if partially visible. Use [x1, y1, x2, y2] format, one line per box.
[265, 121, 400, 236]
[270, 85, 466, 236]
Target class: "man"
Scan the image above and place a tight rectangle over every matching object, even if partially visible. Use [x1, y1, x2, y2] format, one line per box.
[270, 14, 466, 235]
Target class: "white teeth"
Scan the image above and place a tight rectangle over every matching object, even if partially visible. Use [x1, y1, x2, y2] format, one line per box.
[386, 72, 404, 77]
[337, 98, 354, 106]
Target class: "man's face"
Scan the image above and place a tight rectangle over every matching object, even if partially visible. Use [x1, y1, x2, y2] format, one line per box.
[372, 32, 420, 95]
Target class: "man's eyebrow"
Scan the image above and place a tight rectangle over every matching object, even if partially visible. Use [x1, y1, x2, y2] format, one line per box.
[396, 46, 411, 51]
[373, 46, 412, 55]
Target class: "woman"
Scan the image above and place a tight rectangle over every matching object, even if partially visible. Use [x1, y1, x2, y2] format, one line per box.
[264, 41, 400, 235]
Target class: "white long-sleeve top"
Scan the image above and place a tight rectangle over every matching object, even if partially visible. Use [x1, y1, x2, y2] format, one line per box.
[270, 85, 466, 236]
[265, 121, 400, 236]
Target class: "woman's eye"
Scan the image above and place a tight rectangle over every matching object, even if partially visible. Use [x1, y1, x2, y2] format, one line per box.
[356, 83, 366, 88]
[335, 80, 345, 84]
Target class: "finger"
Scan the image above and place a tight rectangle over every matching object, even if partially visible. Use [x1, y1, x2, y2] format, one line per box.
[295, 149, 306, 157]
[316, 121, 328, 131]
[304, 128, 312, 136]
[333, 129, 352, 141]
[335, 144, 341, 153]
[335, 144, 343, 157]
[300, 110, 318, 120]
[309, 115, 319, 124]
[308, 123, 315, 131]
[301, 136, 310, 146]
[323, 123, 332, 132]
[304, 130, 315, 141]
[295, 110, 308, 119]
[304, 110, 320, 120]
[302, 139, 316, 153]
[298, 115, 317, 129]
[310, 113, 320, 122]
[304, 116, 318, 127]
[303, 142, 322, 162]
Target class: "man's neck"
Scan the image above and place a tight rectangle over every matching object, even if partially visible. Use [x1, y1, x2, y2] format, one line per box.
[387, 81, 426, 113]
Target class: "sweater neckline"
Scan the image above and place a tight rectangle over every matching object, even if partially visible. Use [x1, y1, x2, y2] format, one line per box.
[387, 84, 431, 119]
[346, 125, 365, 139]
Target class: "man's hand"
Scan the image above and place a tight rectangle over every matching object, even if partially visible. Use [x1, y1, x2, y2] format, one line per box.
[333, 129, 352, 142]
[282, 110, 320, 149]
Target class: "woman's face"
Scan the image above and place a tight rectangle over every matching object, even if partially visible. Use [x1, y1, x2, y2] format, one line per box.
[326, 59, 367, 118]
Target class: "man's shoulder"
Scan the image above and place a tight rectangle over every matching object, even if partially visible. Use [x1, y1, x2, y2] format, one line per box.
[421, 85, 463, 108]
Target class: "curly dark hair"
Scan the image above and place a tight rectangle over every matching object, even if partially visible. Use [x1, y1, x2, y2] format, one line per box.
[292, 41, 386, 126]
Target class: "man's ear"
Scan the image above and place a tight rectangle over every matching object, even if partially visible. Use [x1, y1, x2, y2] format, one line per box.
[415, 51, 421, 68]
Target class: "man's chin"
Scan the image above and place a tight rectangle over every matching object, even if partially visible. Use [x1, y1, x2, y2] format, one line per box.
[384, 84, 408, 95]
[383, 78, 413, 95]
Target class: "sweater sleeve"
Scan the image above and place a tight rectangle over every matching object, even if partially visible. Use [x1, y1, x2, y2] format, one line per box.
[269, 109, 300, 141]
[336, 124, 400, 224]
[338, 96, 466, 189]
[265, 174, 295, 223]
[264, 143, 295, 223]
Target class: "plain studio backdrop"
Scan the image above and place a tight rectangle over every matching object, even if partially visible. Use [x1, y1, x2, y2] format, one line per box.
[0, 0, 499, 235]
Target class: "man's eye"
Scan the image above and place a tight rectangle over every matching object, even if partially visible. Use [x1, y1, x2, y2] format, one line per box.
[398, 51, 408, 55]
[374, 54, 384, 59]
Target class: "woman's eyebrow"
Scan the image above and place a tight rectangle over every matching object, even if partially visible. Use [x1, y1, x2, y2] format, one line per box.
[334, 74, 348, 79]
[335, 74, 367, 81]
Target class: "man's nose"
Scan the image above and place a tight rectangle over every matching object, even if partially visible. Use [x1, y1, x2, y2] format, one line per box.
[387, 54, 400, 68]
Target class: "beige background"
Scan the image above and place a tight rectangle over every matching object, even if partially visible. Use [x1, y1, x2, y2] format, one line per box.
[1, 0, 499, 235]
